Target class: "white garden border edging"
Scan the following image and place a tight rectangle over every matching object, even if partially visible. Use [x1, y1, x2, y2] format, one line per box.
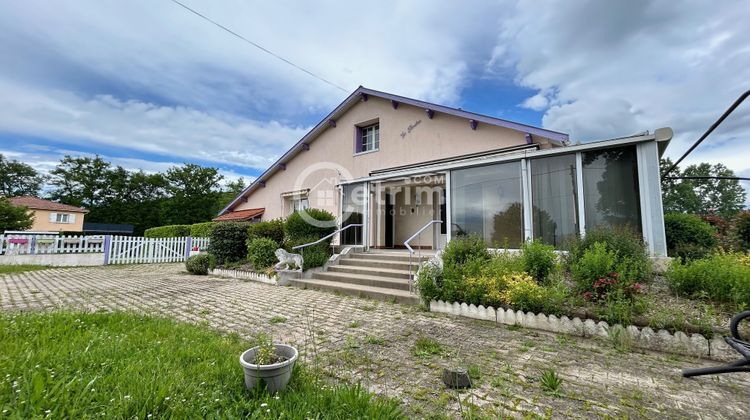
[430, 300, 735, 361]
[209, 268, 277, 285]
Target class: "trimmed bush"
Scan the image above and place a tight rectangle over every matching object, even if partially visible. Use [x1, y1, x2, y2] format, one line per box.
[521, 240, 557, 284]
[208, 222, 251, 265]
[144, 225, 190, 238]
[190, 222, 216, 238]
[570, 242, 617, 292]
[185, 253, 216, 275]
[284, 209, 336, 241]
[247, 237, 279, 270]
[667, 253, 750, 308]
[733, 211, 750, 251]
[567, 227, 652, 284]
[247, 219, 285, 247]
[664, 213, 718, 259]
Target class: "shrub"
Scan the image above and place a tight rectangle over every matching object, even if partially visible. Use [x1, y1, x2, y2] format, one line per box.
[570, 242, 617, 292]
[416, 262, 443, 306]
[567, 227, 652, 283]
[521, 240, 557, 284]
[499, 273, 544, 312]
[284, 209, 336, 241]
[443, 234, 491, 267]
[247, 237, 279, 270]
[733, 211, 750, 251]
[185, 253, 216, 275]
[190, 222, 216, 238]
[208, 222, 251, 265]
[664, 213, 718, 259]
[247, 219, 285, 247]
[667, 253, 750, 308]
[285, 235, 332, 270]
[144, 224, 190, 238]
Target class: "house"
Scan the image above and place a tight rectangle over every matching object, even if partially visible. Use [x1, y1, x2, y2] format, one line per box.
[9, 196, 88, 233]
[219, 86, 669, 257]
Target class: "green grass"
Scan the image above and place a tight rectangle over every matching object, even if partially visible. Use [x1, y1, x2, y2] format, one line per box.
[268, 316, 287, 324]
[0, 265, 50, 274]
[0, 311, 404, 419]
[410, 337, 446, 358]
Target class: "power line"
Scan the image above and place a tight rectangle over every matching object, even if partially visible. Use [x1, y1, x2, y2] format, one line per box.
[168, 0, 349, 93]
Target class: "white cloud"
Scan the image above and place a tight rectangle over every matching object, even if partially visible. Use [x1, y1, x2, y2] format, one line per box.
[489, 0, 750, 182]
[0, 81, 307, 170]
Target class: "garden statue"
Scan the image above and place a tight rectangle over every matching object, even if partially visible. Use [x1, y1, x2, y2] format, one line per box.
[274, 248, 303, 271]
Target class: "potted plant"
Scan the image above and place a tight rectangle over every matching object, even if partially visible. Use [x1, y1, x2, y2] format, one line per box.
[239, 334, 298, 394]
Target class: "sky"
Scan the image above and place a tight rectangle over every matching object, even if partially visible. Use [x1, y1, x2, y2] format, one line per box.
[1, 0, 749, 199]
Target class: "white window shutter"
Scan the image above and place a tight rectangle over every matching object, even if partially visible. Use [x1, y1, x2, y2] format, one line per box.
[49, 212, 57, 222]
[69, 214, 76, 224]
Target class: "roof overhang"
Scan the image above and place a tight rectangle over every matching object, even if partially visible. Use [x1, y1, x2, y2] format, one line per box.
[218, 86, 571, 216]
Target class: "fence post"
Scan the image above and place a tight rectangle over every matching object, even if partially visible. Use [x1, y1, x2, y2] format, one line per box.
[30, 235, 37, 255]
[103, 235, 112, 265]
[185, 237, 192, 261]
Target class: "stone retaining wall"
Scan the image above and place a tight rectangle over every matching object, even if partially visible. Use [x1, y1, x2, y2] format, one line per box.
[430, 300, 735, 361]
[208, 268, 277, 285]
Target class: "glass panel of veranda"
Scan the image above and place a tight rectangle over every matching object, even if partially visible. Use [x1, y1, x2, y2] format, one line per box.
[582, 146, 641, 232]
[450, 161, 524, 248]
[530, 154, 579, 248]
[341, 183, 366, 245]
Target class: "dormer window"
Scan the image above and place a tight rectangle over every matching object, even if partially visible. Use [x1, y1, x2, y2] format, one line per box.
[355, 123, 379, 154]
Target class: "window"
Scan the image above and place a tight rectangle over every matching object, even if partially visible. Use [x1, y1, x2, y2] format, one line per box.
[55, 213, 70, 224]
[582, 146, 641, 232]
[342, 183, 366, 245]
[530, 154, 579, 247]
[289, 196, 309, 215]
[451, 161, 523, 248]
[356, 123, 379, 153]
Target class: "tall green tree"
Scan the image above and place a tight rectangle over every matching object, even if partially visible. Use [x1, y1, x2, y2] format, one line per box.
[0, 197, 33, 231]
[0, 154, 45, 197]
[161, 164, 223, 225]
[48, 155, 111, 208]
[216, 177, 246, 213]
[660, 158, 747, 217]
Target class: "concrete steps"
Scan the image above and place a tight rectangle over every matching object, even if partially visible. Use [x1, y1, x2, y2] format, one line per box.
[290, 251, 430, 304]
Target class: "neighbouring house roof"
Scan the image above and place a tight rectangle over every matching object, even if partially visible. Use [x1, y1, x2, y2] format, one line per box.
[9, 196, 89, 213]
[212, 208, 264, 222]
[219, 86, 570, 216]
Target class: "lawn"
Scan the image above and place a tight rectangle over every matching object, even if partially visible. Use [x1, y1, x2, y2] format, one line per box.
[0, 311, 404, 419]
[0, 265, 50, 275]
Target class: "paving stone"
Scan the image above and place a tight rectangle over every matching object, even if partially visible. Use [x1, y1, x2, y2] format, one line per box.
[1, 264, 748, 418]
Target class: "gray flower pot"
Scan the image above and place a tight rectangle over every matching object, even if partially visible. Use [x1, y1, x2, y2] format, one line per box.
[239, 344, 298, 394]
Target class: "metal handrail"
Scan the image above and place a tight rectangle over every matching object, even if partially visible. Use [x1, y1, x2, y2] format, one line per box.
[292, 223, 363, 251]
[404, 220, 442, 293]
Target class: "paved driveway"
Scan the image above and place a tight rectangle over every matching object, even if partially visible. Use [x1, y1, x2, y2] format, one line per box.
[1, 264, 748, 418]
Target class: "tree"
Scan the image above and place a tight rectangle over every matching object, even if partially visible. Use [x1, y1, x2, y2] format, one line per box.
[48, 155, 111, 208]
[161, 164, 223, 225]
[660, 158, 747, 217]
[0, 154, 45, 197]
[216, 177, 246, 213]
[0, 197, 33, 231]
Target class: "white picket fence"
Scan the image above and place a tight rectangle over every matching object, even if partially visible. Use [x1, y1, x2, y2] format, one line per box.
[0, 234, 105, 255]
[0, 234, 211, 265]
[107, 236, 210, 264]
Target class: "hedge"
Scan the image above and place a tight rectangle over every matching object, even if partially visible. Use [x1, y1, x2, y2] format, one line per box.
[247, 219, 285, 247]
[190, 222, 217, 238]
[664, 213, 717, 260]
[208, 222, 251, 265]
[284, 209, 337, 241]
[144, 225, 191, 238]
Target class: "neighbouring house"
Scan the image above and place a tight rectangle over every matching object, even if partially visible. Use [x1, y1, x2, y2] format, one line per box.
[9, 196, 88, 233]
[219, 86, 670, 256]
